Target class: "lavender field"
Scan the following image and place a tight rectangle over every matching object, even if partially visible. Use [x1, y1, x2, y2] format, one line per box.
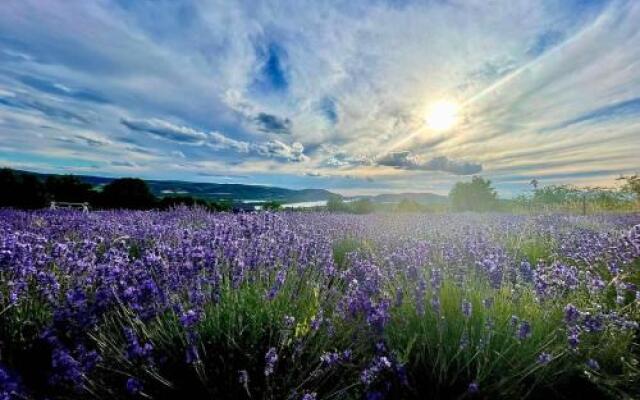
[1, 209, 639, 399]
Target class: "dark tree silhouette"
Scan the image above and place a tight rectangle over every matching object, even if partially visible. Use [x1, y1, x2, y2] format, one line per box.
[99, 178, 157, 210]
[0, 168, 48, 209]
[45, 175, 94, 203]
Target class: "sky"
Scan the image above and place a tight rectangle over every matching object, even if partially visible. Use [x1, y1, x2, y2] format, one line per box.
[0, 0, 639, 197]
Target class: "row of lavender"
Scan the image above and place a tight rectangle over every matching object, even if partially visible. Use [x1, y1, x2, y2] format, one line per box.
[1, 209, 639, 399]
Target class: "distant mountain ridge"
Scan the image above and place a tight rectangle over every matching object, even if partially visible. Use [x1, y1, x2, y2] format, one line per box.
[12, 169, 447, 204]
[12, 170, 336, 203]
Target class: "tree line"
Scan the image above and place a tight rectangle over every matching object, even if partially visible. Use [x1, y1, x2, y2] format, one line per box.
[448, 175, 640, 213]
[2, 167, 638, 213]
[328, 175, 639, 214]
[0, 168, 233, 211]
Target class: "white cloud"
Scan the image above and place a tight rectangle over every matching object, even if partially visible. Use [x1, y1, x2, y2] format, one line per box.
[1, 0, 639, 193]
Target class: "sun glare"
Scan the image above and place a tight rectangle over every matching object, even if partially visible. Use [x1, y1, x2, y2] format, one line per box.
[425, 100, 459, 131]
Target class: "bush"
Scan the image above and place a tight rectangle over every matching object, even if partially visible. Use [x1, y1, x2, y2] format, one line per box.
[449, 176, 498, 212]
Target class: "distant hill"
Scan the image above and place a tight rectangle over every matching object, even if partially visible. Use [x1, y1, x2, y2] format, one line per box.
[12, 170, 337, 203]
[368, 192, 448, 205]
[11, 169, 448, 205]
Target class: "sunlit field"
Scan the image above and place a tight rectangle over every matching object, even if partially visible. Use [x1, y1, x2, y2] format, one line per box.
[1, 209, 639, 399]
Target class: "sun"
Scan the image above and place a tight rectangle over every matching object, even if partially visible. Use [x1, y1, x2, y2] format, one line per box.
[425, 100, 459, 131]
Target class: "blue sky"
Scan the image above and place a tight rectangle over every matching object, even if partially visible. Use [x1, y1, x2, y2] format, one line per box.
[0, 0, 639, 196]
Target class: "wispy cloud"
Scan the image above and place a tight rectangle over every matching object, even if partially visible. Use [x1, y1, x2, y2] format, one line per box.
[544, 97, 640, 131]
[121, 118, 211, 144]
[377, 152, 482, 175]
[18, 75, 109, 104]
[0, 0, 638, 195]
[121, 117, 306, 162]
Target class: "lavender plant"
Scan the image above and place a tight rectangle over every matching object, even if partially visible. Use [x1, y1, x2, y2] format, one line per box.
[0, 209, 638, 399]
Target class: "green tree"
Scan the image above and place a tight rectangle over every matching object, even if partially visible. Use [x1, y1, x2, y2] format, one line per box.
[619, 174, 640, 200]
[326, 194, 347, 212]
[449, 176, 498, 212]
[209, 199, 233, 212]
[99, 178, 157, 210]
[532, 185, 577, 205]
[351, 198, 374, 214]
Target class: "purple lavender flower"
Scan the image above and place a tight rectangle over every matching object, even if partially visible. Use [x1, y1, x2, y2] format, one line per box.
[301, 393, 317, 400]
[587, 274, 606, 294]
[2, 205, 639, 399]
[0, 365, 21, 399]
[365, 392, 384, 400]
[567, 326, 580, 350]
[123, 328, 153, 361]
[185, 343, 200, 364]
[283, 315, 296, 329]
[468, 381, 479, 394]
[564, 304, 580, 326]
[126, 377, 143, 395]
[586, 359, 600, 371]
[367, 299, 391, 330]
[537, 352, 552, 365]
[238, 369, 249, 386]
[320, 352, 340, 367]
[264, 347, 278, 377]
[310, 310, 324, 331]
[582, 313, 604, 333]
[360, 355, 392, 386]
[517, 321, 532, 340]
[50, 347, 84, 388]
[180, 309, 201, 329]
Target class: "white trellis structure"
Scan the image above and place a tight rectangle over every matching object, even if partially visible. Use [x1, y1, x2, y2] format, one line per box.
[50, 201, 90, 213]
